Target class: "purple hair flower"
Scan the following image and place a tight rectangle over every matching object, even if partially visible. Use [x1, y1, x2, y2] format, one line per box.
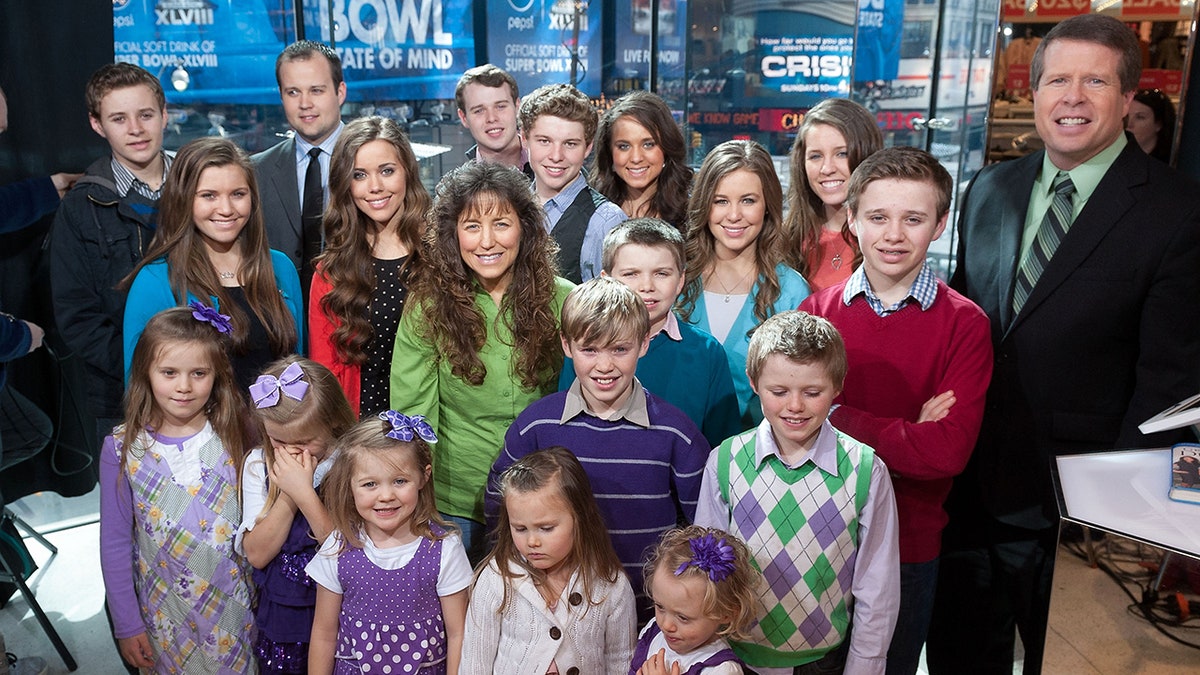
[675, 533, 737, 583]
[379, 410, 438, 444]
[189, 300, 233, 334]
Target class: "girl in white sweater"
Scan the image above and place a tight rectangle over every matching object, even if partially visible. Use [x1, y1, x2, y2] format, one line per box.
[462, 446, 636, 674]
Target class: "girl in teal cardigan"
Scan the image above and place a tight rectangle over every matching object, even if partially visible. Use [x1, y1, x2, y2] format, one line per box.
[678, 140, 810, 428]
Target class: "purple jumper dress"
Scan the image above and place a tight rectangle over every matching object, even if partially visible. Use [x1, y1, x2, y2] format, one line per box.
[628, 623, 742, 675]
[334, 528, 448, 674]
[253, 511, 319, 673]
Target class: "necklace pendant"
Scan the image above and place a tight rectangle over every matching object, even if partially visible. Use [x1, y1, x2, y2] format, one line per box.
[219, 271, 236, 280]
[831, 253, 843, 270]
[724, 294, 731, 303]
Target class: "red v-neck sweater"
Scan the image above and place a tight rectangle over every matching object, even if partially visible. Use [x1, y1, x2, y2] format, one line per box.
[800, 278, 993, 562]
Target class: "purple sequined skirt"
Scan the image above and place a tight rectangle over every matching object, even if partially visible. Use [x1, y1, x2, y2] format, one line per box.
[255, 634, 307, 674]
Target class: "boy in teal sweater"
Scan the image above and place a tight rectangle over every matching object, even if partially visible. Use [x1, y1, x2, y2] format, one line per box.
[560, 217, 742, 445]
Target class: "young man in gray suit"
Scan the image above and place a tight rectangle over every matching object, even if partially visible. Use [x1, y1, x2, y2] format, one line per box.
[253, 40, 346, 304]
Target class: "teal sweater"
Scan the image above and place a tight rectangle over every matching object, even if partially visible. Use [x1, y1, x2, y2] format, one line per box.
[560, 317, 744, 445]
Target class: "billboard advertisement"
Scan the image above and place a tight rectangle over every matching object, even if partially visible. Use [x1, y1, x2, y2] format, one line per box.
[113, 0, 474, 104]
[486, 0, 603, 96]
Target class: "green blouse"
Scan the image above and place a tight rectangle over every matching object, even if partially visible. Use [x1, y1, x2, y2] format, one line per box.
[390, 277, 575, 522]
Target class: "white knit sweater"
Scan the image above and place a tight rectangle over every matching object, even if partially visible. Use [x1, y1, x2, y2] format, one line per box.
[461, 559, 637, 675]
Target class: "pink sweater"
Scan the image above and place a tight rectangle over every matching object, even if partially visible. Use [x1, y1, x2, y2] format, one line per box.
[800, 278, 992, 562]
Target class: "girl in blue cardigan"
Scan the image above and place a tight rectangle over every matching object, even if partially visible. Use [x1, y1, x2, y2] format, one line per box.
[123, 137, 302, 389]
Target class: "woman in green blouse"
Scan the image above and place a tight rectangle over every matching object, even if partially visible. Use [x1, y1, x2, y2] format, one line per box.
[391, 162, 573, 562]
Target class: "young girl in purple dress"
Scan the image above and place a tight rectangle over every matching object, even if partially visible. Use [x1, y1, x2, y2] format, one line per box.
[630, 526, 761, 675]
[238, 356, 356, 673]
[99, 303, 256, 673]
[306, 412, 471, 675]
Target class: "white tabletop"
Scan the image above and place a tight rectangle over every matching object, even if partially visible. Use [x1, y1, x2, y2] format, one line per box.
[1055, 448, 1200, 557]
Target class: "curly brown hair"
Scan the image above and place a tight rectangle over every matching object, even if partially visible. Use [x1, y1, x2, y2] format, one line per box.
[124, 137, 297, 356]
[314, 116, 430, 365]
[677, 140, 787, 328]
[590, 91, 693, 228]
[409, 161, 562, 390]
[783, 98, 882, 277]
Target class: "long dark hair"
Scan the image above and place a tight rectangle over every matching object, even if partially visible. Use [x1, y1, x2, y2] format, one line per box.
[409, 162, 561, 390]
[678, 140, 787, 326]
[125, 137, 297, 356]
[590, 90, 693, 228]
[783, 98, 882, 277]
[315, 116, 429, 365]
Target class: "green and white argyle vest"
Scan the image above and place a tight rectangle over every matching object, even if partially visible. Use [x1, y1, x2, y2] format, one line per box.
[716, 427, 874, 668]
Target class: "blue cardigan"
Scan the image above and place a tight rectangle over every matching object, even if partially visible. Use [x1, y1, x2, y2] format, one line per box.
[122, 249, 303, 377]
[682, 263, 810, 427]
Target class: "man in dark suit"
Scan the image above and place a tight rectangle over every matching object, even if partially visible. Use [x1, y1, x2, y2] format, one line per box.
[253, 40, 346, 304]
[927, 14, 1200, 675]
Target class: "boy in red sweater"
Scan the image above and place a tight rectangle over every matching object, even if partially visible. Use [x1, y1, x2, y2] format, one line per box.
[798, 146, 992, 675]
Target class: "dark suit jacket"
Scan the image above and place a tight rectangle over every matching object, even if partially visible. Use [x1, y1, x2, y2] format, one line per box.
[949, 140, 1200, 530]
[252, 137, 303, 269]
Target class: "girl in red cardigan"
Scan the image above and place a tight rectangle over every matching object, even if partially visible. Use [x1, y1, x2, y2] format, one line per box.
[309, 116, 431, 416]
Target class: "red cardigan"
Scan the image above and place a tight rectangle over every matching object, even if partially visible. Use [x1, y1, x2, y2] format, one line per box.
[800, 278, 993, 562]
[308, 265, 361, 415]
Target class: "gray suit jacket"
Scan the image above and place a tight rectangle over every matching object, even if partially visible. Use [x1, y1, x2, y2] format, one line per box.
[253, 137, 302, 269]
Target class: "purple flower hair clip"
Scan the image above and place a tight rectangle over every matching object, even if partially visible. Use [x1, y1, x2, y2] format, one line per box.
[675, 533, 737, 583]
[249, 361, 309, 409]
[189, 300, 233, 335]
[379, 410, 438, 444]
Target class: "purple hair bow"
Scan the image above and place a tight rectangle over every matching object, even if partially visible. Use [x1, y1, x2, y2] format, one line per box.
[675, 533, 737, 583]
[189, 300, 233, 334]
[379, 410, 438, 444]
[249, 361, 309, 409]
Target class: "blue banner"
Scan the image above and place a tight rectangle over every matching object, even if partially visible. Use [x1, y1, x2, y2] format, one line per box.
[309, 0, 475, 100]
[751, 8, 855, 106]
[113, 0, 287, 104]
[487, 0, 603, 96]
[113, 0, 475, 104]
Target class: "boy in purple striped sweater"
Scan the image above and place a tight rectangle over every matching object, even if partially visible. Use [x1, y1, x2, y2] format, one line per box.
[487, 277, 710, 621]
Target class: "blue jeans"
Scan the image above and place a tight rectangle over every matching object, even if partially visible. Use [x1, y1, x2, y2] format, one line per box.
[440, 513, 488, 567]
[886, 558, 940, 675]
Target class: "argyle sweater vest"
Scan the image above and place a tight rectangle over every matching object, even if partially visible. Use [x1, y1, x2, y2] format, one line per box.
[716, 428, 874, 668]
